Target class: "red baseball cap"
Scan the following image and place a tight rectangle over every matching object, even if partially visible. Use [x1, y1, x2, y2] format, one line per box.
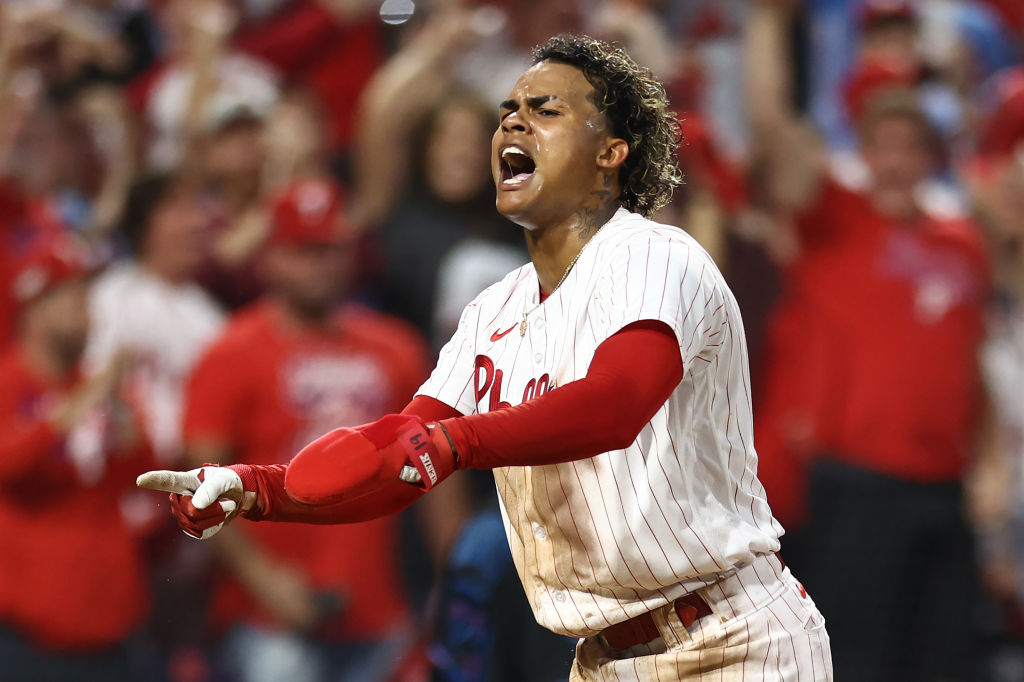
[268, 178, 356, 247]
[843, 58, 920, 124]
[978, 67, 1024, 160]
[11, 236, 97, 311]
[859, 0, 918, 30]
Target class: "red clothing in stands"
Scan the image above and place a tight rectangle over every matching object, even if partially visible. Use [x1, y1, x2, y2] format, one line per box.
[184, 301, 429, 640]
[0, 181, 63, 350]
[979, 0, 1024, 32]
[234, 1, 381, 151]
[0, 349, 152, 650]
[755, 180, 988, 516]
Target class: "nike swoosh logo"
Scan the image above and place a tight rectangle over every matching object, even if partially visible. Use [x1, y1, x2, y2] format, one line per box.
[490, 325, 517, 342]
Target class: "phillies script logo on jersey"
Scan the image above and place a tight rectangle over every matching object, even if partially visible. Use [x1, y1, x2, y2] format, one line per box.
[475, 354, 550, 411]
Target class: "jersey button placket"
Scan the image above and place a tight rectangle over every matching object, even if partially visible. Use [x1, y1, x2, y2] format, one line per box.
[532, 308, 545, 365]
[532, 522, 547, 540]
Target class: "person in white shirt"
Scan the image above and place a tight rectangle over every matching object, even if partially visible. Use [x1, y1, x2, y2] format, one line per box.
[85, 173, 223, 464]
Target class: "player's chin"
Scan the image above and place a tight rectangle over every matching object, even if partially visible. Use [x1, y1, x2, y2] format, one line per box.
[495, 191, 533, 223]
[494, 177, 540, 218]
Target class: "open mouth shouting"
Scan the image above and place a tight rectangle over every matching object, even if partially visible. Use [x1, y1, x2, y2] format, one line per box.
[499, 145, 536, 189]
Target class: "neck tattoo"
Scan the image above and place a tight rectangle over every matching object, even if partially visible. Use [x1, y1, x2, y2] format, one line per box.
[520, 224, 603, 337]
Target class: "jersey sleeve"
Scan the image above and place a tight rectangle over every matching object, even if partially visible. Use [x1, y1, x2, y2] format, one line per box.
[414, 299, 482, 416]
[592, 235, 729, 374]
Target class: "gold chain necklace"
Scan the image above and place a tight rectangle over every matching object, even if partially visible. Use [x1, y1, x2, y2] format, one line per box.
[520, 228, 601, 336]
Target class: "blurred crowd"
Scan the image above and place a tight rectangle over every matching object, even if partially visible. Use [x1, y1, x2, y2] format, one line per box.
[1, 0, 1024, 680]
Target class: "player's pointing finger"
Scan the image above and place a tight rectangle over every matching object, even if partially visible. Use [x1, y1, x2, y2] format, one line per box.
[136, 470, 201, 496]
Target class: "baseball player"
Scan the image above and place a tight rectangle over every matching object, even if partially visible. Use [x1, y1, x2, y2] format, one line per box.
[139, 34, 832, 680]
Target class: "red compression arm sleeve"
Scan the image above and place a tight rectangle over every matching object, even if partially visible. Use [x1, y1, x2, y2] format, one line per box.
[442, 320, 682, 469]
[238, 396, 462, 523]
[403, 395, 463, 422]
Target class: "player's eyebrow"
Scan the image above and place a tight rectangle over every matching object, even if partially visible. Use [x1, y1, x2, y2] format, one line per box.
[526, 95, 557, 108]
[499, 95, 561, 115]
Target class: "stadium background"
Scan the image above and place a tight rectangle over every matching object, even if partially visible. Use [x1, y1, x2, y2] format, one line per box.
[1, 0, 1023, 680]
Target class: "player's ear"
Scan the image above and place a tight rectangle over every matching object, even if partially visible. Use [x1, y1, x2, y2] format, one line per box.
[597, 138, 629, 171]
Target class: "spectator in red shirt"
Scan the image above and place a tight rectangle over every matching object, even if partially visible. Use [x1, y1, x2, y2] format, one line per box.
[182, 177, 464, 682]
[0, 180, 64, 351]
[748, 5, 989, 681]
[0, 237, 156, 681]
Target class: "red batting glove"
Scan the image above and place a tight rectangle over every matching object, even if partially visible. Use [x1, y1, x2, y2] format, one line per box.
[285, 414, 457, 505]
[136, 464, 258, 539]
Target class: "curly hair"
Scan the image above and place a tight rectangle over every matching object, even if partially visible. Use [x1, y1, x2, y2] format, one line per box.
[532, 34, 683, 217]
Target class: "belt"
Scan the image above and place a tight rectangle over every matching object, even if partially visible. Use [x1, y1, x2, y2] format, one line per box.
[601, 592, 713, 650]
[599, 553, 786, 650]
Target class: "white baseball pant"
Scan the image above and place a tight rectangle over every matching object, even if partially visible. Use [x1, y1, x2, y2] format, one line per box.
[570, 553, 833, 681]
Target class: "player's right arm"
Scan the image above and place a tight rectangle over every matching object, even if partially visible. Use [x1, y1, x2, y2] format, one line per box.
[139, 291, 485, 532]
[139, 269, 689, 531]
[138, 324, 682, 533]
[136, 400, 454, 535]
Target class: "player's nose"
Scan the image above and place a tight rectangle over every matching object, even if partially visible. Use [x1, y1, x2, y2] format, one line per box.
[501, 111, 529, 134]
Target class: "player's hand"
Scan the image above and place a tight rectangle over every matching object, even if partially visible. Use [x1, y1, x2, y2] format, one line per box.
[136, 466, 250, 539]
[285, 414, 457, 505]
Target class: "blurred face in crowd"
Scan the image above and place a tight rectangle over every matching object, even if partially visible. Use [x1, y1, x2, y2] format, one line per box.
[265, 231, 354, 322]
[861, 18, 919, 67]
[425, 101, 493, 204]
[141, 184, 208, 282]
[492, 61, 612, 229]
[202, 117, 266, 202]
[26, 279, 91, 367]
[861, 113, 934, 215]
[7, 105, 97, 199]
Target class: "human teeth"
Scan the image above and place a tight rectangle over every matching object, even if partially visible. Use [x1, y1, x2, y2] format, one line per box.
[502, 146, 529, 159]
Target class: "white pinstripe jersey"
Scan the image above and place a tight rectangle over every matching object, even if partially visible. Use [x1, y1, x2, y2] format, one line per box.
[417, 208, 783, 637]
